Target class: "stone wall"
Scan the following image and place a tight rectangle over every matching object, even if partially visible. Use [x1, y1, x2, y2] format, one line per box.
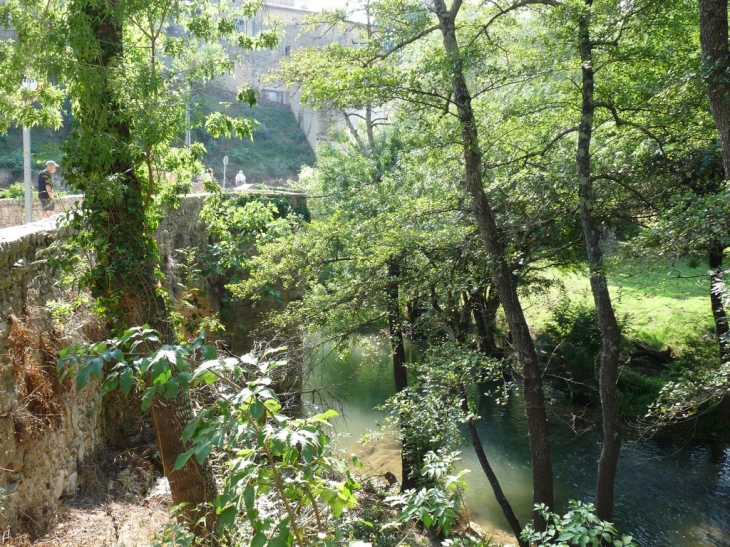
[0, 195, 83, 229]
[0, 220, 102, 529]
[224, 2, 361, 152]
[0, 190, 305, 532]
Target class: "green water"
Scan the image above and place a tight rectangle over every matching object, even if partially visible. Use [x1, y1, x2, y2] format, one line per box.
[305, 337, 730, 547]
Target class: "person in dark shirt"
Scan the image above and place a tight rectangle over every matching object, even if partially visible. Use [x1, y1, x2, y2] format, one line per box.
[37, 160, 58, 219]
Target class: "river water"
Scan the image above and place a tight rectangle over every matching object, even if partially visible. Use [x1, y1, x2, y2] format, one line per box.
[305, 338, 730, 547]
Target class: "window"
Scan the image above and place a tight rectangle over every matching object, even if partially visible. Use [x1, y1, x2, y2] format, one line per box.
[265, 90, 285, 103]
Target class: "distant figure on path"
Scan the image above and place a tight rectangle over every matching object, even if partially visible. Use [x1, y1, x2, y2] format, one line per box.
[235, 170, 246, 186]
[38, 160, 58, 219]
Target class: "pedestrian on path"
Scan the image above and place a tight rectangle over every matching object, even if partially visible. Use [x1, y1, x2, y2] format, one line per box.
[38, 160, 58, 219]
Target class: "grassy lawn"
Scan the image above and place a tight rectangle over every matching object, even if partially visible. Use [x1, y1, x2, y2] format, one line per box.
[524, 258, 714, 350]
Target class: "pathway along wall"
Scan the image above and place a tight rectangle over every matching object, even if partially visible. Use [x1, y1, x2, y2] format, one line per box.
[0, 190, 306, 532]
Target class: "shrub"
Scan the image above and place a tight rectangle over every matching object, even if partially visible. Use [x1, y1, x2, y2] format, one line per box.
[60, 329, 360, 546]
[537, 301, 629, 402]
[522, 500, 636, 547]
[0, 182, 25, 199]
[386, 450, 468, 537]
[616, 370, 665, 421]
[0, 151, 24, 174]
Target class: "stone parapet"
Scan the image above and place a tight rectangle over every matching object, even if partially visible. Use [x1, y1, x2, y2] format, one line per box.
[0, 195, 83, 229]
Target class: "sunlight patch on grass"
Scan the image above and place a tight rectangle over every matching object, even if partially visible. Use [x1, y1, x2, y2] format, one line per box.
[523, 260, 713, 349]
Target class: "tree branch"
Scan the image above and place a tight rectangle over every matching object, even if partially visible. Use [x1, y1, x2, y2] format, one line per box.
[591, 173, 657, 211]
[594, 100, 667, 156]
[366, 24, 441, 65]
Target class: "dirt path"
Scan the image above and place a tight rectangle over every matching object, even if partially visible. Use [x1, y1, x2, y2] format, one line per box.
[3, 449, 171, 547]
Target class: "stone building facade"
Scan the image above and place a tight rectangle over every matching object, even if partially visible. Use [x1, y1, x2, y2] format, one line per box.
[227, 0, 360, 151]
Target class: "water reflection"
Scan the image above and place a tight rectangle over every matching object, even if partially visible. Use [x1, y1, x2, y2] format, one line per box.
[305, 337, 730, 547]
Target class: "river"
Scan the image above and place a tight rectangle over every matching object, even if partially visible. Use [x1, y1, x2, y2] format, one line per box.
[305, 338, 730, 547]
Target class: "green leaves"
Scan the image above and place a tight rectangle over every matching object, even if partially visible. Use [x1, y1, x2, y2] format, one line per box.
[58, 326, 207, 405]
[205, 111, 257, 139]
[521, 501, 637, 547]
[175, 347, 360, 543]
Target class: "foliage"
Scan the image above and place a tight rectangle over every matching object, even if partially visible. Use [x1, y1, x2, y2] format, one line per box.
[181, 349, 360, 545]
[199, 192, 309, 320]
[521, 501, 636, 547]
[615, 370, 665, 421]
[537, 301, 629, 401]
[0, 182, 25, 199]
[380, 344, 504, 486]
[386, 450, 468, 537]
[647, 359, 730, 425]
[58, 327, 360, 546]
[57, 326, 199, 405]
[0, 151, 23, 174]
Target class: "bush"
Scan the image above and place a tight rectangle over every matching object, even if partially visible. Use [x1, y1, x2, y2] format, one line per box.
[616, 370, 665, 420]
[0, 182, 26, 199]
[0, 151, 24, 174]
[522, 500, 636, 547]
[255, 122, 270, 140]
[537, 301, 631, 403]
[61, 329, 360, 545]
[386, 451, 468, 537]
[537, 301, 605, 400]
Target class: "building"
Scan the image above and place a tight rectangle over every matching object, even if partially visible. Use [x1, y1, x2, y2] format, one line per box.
[226, 1, 360, 151]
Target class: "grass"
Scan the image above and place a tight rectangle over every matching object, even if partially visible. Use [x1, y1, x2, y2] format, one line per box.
[523, 258, 713, 351]
[521, 258, 718, 422]
[191, 85, 315, 184]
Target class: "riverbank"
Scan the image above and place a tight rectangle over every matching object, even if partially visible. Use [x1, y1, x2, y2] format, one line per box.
[312, 336, 730, 547]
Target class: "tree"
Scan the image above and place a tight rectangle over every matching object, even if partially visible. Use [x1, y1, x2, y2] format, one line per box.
[431, 0, 554, 527]
[1, 0, 278, 534]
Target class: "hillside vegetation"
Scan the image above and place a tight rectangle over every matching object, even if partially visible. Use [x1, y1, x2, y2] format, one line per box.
[0, 88, 314, 188]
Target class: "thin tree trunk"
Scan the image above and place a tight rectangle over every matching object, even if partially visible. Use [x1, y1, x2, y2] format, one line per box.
[387, 258, 417, 490]
[709, 240, 730, 361]
[461, 398, 527, 547]
[433, 0, 553, 528]
[576, 7, 622, 521]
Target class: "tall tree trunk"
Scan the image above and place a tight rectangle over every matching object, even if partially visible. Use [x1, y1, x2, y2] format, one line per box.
[66, 0, 217, 535]
[433, 0, 553, 528]
[387, 258, 417, 490]
[699, 0, 730, 177]
[699, 0, 730, 428]
[576, 7, 622, 521]
[700, 0, 730, 362]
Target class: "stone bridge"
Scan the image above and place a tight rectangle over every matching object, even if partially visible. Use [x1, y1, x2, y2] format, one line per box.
[0, 190, 305, 530]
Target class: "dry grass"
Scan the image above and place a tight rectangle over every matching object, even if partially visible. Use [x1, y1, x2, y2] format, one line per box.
[1, 448, 170, 547]
[8, 315, 62, 441]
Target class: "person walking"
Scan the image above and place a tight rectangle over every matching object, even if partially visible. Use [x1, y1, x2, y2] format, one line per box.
[38, 160, 58, 219]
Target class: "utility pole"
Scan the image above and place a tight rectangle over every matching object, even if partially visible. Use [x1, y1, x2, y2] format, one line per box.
[22, 77, 37, 224]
